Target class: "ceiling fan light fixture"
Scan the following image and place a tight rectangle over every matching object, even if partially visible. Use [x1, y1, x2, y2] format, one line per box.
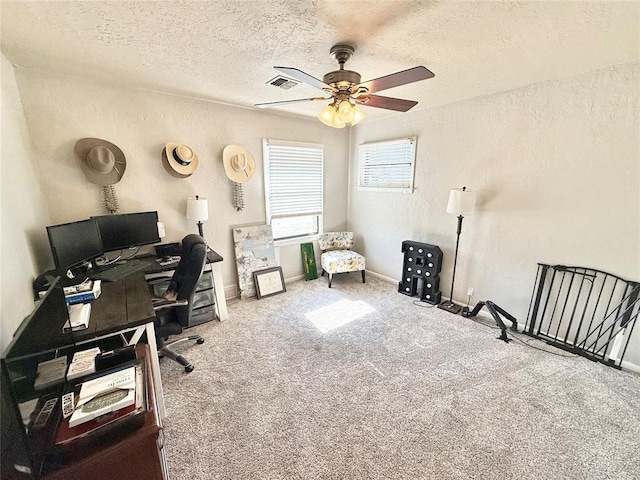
[337, 99, 355, 123]
[331, 114, 346, 129]
[318, 104, 337, 127]
[351, 105, 365, 126]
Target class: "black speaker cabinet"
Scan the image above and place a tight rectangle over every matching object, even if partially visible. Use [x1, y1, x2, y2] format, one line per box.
[398, 241, 443, 304]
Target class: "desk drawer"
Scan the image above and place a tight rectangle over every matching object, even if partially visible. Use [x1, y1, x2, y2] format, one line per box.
[190, 305, 216, 326]
[196, 271, 213, 291]
[193, 289, 214, 310]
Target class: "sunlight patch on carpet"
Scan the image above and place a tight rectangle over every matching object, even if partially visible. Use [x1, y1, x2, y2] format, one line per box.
[305, 299, 376, 333]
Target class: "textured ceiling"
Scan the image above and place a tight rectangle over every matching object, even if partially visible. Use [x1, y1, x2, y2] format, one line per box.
[2, 1, 638, 122]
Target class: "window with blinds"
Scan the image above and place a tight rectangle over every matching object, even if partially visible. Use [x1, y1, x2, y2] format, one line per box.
[263, 139, 324, 241]
[358, 137, 417, 192]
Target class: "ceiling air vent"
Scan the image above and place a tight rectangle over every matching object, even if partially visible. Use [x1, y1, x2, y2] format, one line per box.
[267, 76, 300, 90]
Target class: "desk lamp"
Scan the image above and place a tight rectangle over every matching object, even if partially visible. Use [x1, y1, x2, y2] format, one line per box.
[438, 186, 477, 314]
[186, 195, 208, 237]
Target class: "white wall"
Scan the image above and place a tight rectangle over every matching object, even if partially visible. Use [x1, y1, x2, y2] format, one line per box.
[13, 68, 349, 298]
[349, 64, 640, 368]
[0, 55, 52, 351]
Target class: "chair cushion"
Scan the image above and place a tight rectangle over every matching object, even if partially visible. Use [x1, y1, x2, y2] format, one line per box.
[321, 250, 365, 274]
[318, 232, 354, 251]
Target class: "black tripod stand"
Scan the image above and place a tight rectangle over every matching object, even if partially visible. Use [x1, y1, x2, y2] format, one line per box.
[462, 301, 519, 343]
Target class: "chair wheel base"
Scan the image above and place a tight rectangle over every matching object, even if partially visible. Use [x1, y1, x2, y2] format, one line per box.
[197, 338, 205, 344]
[185, 364, 194, 373]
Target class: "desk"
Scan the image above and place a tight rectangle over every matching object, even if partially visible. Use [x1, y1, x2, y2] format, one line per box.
[74, 272, 166, 419]
[144, 249, 229, 321]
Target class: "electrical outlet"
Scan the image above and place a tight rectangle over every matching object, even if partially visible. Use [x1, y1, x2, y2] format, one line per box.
[467, 287, 475, 297]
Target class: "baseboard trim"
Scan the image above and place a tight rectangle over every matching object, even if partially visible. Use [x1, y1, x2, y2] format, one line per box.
[366, 270, 398, 285]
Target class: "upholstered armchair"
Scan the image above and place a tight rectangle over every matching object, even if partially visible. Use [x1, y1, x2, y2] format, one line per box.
[318, 232, 365, 288]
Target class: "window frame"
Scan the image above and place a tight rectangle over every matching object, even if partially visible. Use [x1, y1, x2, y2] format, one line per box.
[263, 138, 324, 244]
[357, 136, 417, 193]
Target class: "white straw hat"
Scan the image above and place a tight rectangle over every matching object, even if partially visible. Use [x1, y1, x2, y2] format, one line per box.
[223, 145, 255, 184]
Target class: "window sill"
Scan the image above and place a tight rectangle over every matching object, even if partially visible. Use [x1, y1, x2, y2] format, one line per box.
[274, 234, 320, 247]
[356, 186, 414, 193]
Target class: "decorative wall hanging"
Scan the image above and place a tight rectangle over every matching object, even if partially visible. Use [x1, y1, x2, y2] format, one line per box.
[74, 137, 126, 214]
[162, 142, 199, 178]
[232, 224, 277, 299]
[223, 145, 255, 211]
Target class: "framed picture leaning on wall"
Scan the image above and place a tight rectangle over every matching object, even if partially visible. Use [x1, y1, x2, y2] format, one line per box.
[252, 266, 286, 300]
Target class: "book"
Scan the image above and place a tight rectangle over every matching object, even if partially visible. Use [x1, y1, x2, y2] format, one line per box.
[68, 366, 136, 427]
[65, 280, 102, 305]
[66, 347, 100, 380]
[63, 279, 94, 295]
[34, 356, 68, 391]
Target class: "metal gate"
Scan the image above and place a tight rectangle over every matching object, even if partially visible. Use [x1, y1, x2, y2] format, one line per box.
[525, 264, 639, 368]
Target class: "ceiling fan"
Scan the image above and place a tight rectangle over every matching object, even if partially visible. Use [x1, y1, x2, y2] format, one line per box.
[255, 44, 435, 128]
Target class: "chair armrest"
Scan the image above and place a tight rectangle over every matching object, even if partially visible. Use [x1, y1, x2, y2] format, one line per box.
[152, 298, 189, 311]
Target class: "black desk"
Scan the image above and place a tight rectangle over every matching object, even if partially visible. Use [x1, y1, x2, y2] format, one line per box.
[73, 272, 154, 341]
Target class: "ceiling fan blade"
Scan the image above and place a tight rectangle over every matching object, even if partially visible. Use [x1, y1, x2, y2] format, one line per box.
[357, 66, 434, 94]
[355, 94, 418, 112]
[275, 67, 336, 91]
[255, 97, 329, 108]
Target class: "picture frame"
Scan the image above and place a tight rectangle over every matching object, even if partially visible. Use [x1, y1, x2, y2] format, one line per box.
[252, 266, 286, 299]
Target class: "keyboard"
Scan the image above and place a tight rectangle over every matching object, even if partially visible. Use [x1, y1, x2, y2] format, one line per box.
[91, 259, 151, 282]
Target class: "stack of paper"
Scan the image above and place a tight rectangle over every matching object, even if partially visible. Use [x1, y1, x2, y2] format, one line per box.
[69, 366, 136, 428]
[63, 303, 92, 333]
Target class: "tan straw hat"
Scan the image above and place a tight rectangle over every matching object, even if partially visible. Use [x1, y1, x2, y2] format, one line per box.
[223, 145, 255, 184]
[74, 138, 126, 186]
[162, 142, 199, 178]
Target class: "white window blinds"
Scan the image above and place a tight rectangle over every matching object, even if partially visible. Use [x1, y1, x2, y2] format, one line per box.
[358, 137, 416, 191]
[263, 138, 324, 220]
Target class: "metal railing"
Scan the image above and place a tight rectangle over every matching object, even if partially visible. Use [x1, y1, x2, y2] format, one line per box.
[525, 264, 639, 368]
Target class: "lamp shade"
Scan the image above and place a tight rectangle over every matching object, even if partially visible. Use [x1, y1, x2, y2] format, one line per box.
[186, 196, 209, 221]
[446, 188, 477, 215]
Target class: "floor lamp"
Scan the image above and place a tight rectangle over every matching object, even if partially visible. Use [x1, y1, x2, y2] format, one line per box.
[438, 186, 477, 314]
[186, 195, 208, 237]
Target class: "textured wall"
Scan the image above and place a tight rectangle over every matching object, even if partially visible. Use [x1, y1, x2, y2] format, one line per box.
[349, 63, 640, 368]
[13, 68, 349, 297]
[0, 55, 53, 351]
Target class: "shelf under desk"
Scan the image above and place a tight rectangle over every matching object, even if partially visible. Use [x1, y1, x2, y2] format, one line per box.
[43, 345, 167, 480]
[71, 273, 166, 419]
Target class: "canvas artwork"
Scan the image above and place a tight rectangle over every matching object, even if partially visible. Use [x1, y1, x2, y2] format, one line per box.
[232, 225, 277, 299]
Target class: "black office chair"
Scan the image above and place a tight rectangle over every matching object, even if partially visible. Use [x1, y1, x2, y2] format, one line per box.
[152, 234, 207, 372]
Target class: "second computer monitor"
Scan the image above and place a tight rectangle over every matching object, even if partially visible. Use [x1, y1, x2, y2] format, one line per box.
[93, 211, 161, 252]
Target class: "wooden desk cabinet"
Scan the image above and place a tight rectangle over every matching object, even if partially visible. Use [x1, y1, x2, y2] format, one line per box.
[42, 345, 167, 480]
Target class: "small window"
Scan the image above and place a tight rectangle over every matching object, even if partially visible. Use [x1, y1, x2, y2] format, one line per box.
[358, 137, 417, 192]
[263, 139, 324, 242]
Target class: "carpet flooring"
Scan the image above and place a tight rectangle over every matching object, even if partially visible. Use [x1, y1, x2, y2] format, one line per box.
[159, 274, 640, 480]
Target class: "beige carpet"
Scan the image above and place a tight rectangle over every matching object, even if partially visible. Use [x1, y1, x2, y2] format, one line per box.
[159, 274, 640, 480]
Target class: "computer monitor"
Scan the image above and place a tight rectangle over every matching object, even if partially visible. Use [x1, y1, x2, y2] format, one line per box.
[93, 211, 161, 253]
[46, 218, 103, 270]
